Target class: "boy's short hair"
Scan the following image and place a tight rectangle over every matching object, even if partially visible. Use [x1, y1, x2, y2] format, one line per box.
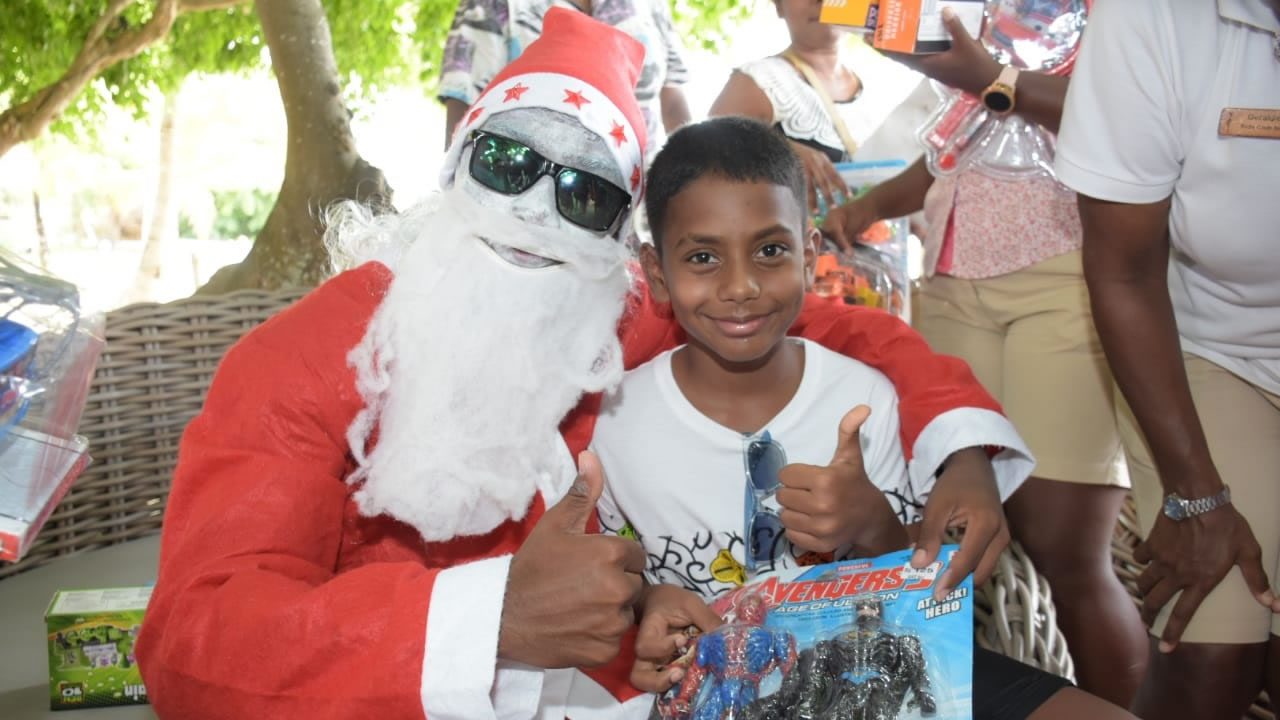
[644, 117, 807, 253]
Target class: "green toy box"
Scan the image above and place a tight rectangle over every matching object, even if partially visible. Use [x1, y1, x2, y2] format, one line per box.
[45, 586, 152, 710]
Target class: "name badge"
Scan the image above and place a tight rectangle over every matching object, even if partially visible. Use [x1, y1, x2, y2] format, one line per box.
[1219, 108, 1280, 139]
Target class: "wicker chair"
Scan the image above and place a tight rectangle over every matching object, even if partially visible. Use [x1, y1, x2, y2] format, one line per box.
[0, 287, 1076, 680]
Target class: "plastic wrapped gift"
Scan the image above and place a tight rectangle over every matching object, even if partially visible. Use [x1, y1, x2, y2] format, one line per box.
[813, 160, 913, 322]
[916, 0, 1090, 182]
[0, 250, 103, 563]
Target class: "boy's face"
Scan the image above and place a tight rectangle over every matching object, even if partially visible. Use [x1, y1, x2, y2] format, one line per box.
[643, 176, 816, 367]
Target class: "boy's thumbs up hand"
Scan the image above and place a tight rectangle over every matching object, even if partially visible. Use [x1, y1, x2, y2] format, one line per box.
[776, 406, 881, 553]
[830, 405, 872, 470]
[499, 451, 647, 669]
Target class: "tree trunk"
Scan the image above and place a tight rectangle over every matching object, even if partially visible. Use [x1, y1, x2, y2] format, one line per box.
[197, 0, 392, 294]
[33, 190, 49, 269]
[129, 89, 180, 304]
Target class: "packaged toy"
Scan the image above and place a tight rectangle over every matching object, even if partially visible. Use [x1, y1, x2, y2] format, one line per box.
[0, 250, 103, 563]
[654, 546, 974, 720]
[916, 0, 1090, 181]
[813, 160, 912, 321]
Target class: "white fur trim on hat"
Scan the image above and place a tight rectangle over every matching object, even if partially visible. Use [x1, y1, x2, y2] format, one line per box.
[440, 72, 644, 203]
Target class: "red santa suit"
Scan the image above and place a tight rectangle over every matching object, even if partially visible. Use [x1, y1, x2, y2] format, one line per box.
[136, 10, 1030, 719]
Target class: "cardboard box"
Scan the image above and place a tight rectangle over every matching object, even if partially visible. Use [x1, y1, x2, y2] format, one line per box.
[45, 587, 152, 710]
[873, 0, 985, 53]
[819, 0, 880, 31]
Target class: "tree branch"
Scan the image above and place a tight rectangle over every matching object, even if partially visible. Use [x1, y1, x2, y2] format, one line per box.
[0, 0, 247, 159]
[84, 0, 135, 48]
[178, 0, 247, 11]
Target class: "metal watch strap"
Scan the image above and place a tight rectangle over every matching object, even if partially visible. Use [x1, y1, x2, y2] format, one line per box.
[1185, 485, 1231, 516]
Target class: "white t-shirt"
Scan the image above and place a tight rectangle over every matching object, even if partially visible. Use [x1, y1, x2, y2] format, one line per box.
[1054, 0, 1280, 395]
[591, 339, 921, 600]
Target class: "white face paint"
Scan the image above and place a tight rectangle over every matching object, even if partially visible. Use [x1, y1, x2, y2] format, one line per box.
[454, 108, 631, 267]
[342, 188, 635, 542]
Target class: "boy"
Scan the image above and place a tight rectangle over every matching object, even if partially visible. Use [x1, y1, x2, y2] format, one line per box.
[592, 117, 1137, 720]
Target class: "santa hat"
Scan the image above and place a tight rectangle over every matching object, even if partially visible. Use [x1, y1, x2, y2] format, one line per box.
[440, 7, 648, 204]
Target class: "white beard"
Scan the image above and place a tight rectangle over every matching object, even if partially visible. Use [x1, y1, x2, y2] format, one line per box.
[342, 189, 634, 542]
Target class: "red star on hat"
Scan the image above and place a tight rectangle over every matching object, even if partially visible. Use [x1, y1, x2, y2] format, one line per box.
[630, 165, 642, 192]
[468, 106, 485, 125]
[609, 121, 627, 147]
[502, 83, 529, 102]
[563, 89, 591, 109]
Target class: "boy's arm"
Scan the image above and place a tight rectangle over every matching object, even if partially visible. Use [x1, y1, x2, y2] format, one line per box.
[790, 300, 1032, 598]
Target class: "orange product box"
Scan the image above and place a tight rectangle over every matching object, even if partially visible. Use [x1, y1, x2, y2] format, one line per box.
[819, 0, 879, 31]
[873, 0, 984, 54]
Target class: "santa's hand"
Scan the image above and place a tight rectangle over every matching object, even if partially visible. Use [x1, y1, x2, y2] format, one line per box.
[629, 584, 723, 693]
[777, 406, 898, 554]
[499, 451, 646, 668]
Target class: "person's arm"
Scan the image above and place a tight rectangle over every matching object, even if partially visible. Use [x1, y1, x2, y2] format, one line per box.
[710, 68, 848, 215]
[444, 97, 469, 149]
[437, 0, 509, 148]
[653, 0, 692, 134]
[822, 157, 934, 251]
[707, 69, 774, 122]
[1079, 195, 1277, 649]
[886, 8, 1068, 132]
[659, 85, 692, 133]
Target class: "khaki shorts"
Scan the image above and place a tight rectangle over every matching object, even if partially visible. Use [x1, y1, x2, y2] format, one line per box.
[915, 250, 1126, 485]
[1120, 354, 1280, 643]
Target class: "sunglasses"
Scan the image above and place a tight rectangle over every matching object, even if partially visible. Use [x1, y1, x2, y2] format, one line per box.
[468, 131, 631, 233]
[744, 432, 787, 572]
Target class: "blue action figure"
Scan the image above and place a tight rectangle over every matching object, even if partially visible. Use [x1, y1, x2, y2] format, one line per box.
[656, 594, 797, 720]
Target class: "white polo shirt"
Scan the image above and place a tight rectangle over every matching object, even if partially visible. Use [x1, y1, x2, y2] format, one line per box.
[1054, 0, 1280, 395]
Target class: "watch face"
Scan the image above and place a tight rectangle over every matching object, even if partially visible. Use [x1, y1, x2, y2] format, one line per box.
[983, 90, 1014, 114]
[1163, 495, 1187, 520]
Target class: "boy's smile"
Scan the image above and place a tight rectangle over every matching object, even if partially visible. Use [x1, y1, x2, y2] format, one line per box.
[644, 175, 815, 368]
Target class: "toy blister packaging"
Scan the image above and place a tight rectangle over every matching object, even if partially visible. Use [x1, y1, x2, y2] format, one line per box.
[813, 160, 912, 322]
[654, 545, 974, 720]
[0, 249, 103, 563]
[917, 0, 1090, 181]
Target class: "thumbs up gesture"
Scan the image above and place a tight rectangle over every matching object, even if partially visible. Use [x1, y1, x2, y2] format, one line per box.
[499, 451, 647, 669]
[777, 406, 907, 555]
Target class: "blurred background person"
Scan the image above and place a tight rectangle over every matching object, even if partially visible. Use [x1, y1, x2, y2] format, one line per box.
[821, 9, 1147, 708]
[438, 0, 692, 149]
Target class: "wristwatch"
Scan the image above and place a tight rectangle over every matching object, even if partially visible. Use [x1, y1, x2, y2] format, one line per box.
[980, 66, 1020, 115]
[1162, 485, 1232, 521]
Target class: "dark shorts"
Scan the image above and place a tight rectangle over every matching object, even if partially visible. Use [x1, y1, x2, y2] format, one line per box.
[974, 646, 1074, 720]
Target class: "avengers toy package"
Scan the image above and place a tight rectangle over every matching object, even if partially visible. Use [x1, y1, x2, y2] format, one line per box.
[655, 546, 974, 720]
[813, 160, 912, 321]
[917, 0, 1090, 181]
